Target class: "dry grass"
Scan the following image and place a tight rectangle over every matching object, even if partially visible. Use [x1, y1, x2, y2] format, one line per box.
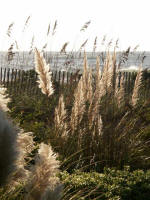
[131, 67, 143, 106]
[34, 48, 54, 97]
[70, 76, 85, 132]
[55, 95, 67, 137]
[26, 143, 60, 200]
[115, 74, 125, 108]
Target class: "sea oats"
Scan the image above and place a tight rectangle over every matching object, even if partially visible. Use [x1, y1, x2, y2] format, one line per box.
[23, 15, 31, 32]
[52, 20, 57, 36]
[35, 48, 54, 97]
[47, 23, 51, 36]
[93, 36, 97, 53]
[60, 42, 69, 54]
[7, 22, 14, 37]
[79, 39, 88, 51]
[80, 20, 91, 32]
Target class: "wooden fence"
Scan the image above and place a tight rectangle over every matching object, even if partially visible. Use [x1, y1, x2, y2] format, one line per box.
[0, 67, 150, 96]
[0, 67, 81, 95]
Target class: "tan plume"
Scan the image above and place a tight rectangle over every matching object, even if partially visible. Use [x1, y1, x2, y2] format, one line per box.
[34, 48, 54, 97]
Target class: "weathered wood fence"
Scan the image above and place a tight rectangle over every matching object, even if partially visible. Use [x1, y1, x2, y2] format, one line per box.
[0, 68, 81, 95]
[0, 67, 150, 96]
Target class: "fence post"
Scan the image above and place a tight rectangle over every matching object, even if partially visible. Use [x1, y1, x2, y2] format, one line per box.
[3, 68, 6, 86]
[6, 68, 10, 88]
[0, 67, 2, 84]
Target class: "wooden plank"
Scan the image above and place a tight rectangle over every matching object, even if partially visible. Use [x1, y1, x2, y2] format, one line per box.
[62, 71, 65, 85]
[17, 70, 21, 94]
[67, 72, 69, 84]
[58, 71, 61, 84]
[13, 69, 17, 93]
[6, 68, 10, 87]
[0, 67, 2, 84]
[54, 71, 57, 82]
[3, 68, 6, 86]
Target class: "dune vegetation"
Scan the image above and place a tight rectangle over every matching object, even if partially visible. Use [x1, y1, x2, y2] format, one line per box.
[0, 20, 150, 199]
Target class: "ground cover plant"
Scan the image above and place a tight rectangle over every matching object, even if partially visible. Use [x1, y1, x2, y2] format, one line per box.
[0, 47, 150, 199]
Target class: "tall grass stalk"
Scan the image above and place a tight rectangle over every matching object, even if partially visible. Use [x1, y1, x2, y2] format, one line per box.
[35, 48, 54, 97]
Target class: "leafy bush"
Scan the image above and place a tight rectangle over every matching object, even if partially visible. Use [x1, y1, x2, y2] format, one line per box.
[60, 167, 150, 200]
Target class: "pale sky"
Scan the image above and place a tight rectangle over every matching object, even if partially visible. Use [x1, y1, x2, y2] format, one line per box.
[0, 0, 150, 51]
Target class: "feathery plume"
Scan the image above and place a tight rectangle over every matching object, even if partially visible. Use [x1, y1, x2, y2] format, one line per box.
[131, 67, 143, 106]
[115, 74, 125, 108]
[95, 56, 101, 92]
[97, 114, 103, 136]
[99, 51, 112, 97]
[99, 50, 117, 97]
[82, 53, 93, 102]
[15, 131, 34, 180]
[80, 20, 91, 32]
[0, 85, 10, 112]
[23, 15, 31, 32]
[101, 35, 106, 45]
[79, 39, 88, 51]
[15, 40, 19, 51]
[7, 44, 15, 62]
[47, 23, 51, 36]
[93, 36, 97, 53]
[41, 184, 63, 200]
[26, 143, 60, 200]
[60, 42, 69, 54]
[52, 20, 57, 36]
[34, 48, 54, 96]
[7, 22, 14, 37]
[70, 77, 85, 132]
[55, 95, 67, 137]
[29, 35, 35, 54]
[42, 43, 48, 52]
[88, 57, 101, 127]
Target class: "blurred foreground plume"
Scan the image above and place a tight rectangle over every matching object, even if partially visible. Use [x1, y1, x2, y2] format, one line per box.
[26, 143, 61, 200]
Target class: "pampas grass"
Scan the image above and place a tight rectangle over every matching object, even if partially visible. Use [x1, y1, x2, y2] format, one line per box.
[82, 53, 93, 102]
[131, 67, 143, 106]
[26, 143, 60, 200]
[14, 130, 34, 181]
[35, 48, 54, 97]
[70, 76, 85, 132]
[88, 56, 101, 128]
[0, 85, 10, 112]
[115, 74, 125, 108]
[55, 95, 67, 137]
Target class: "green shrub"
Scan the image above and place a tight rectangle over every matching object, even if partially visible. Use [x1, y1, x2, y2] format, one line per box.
[60, 167, 150, 200]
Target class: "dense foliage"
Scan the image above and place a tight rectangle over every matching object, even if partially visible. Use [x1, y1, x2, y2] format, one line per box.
[61, 167, 150, 200]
